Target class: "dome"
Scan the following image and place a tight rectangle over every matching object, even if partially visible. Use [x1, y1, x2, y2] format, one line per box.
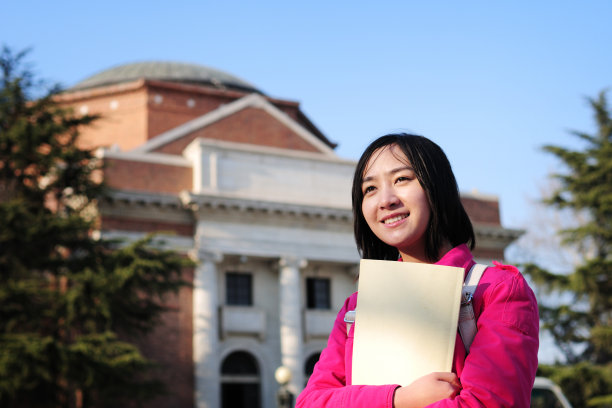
[70, 61, 262, 94]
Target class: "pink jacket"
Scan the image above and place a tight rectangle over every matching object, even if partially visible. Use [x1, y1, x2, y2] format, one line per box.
[297, 244, 539, 408]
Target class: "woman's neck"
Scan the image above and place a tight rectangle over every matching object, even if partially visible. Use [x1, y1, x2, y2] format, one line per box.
[398, 242, 453, 264]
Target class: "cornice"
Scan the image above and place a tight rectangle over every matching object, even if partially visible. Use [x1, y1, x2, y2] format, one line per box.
[97, 148, 192, 167]
[179, 191, 352, 221]
[101, 189, 183, 209]
[101, 191, 523, 245]
[55, 79, 147, 102]
[475, 223, 524, 238]
[474, 223, 524, 248]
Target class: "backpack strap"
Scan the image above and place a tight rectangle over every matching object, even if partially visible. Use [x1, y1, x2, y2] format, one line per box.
[344, 309, 356, 335]
[458, 263, 487, 353]
[343, 294, 358, 335]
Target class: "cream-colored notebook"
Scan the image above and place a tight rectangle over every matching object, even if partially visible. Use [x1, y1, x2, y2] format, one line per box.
[352, 259, 464, 386]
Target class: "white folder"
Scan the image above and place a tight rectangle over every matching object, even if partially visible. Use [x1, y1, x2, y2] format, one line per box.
[352, 259, 463, 386]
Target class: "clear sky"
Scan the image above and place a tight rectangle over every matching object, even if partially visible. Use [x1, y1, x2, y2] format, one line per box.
[4, 1, 611, 229]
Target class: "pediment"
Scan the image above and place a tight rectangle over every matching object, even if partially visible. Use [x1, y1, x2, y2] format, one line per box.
[131, 93, 336, 157]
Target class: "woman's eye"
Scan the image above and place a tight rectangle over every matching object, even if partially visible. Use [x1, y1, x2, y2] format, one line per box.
[395, 176, 410, 183]
[363, 185, 375, 194]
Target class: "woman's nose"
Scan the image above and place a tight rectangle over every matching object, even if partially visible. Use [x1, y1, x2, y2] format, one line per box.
[379, 187, 400, 208]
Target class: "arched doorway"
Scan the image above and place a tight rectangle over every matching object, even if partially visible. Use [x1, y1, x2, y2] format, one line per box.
[304, 352, 321, 386]
[220, 351, 261, 408]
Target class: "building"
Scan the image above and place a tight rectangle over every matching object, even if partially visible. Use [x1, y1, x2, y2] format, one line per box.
[57, 61, 522, 408]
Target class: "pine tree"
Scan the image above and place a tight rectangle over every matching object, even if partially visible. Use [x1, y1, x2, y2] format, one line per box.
[0, 47, 191, 407]
[523, 90, 612, 407]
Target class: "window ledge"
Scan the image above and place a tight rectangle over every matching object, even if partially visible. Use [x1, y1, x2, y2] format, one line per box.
[304, 309, 336, 340]
[220, 306, 266, 341]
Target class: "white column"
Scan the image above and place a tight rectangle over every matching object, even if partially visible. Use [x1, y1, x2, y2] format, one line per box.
[192, 249, 223, 408]
[279, 256, 307, 397]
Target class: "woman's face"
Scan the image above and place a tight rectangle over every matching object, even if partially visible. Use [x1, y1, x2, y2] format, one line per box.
[360, 144, 431, 263]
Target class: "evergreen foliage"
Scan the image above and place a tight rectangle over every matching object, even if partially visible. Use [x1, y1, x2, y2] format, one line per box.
[524, 90, 612, 407]
[0, 47, 191, 407]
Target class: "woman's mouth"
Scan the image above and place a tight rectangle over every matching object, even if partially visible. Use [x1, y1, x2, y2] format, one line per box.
[382, 214, 408, 224]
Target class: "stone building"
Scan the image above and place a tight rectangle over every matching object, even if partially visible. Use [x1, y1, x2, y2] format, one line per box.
[57, 61, 522, 408]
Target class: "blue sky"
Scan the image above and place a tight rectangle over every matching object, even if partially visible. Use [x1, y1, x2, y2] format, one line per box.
[4, 1, 611, 232]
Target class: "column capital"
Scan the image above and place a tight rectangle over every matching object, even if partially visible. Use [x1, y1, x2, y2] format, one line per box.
[279, 256, 308, 270]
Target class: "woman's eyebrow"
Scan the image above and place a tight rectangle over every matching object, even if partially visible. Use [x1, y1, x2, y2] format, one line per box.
[389, 165, 413, 174]
[362, 166, 414, 184]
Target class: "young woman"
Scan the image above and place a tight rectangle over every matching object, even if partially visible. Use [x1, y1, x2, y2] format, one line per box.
[297, 134, 539, 408]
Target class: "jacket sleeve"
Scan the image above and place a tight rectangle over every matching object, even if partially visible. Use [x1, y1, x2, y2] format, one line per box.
[427, 264, 540, 408]
[296, 295, 399, 408]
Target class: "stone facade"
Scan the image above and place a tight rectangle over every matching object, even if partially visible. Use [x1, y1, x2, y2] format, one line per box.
[58, 63, 522, 408]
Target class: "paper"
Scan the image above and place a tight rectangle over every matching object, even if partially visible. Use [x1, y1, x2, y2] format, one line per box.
[351, 259, 464, 386]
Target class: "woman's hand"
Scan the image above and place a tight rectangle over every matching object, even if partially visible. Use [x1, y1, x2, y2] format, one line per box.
[393, 372, 461, 408]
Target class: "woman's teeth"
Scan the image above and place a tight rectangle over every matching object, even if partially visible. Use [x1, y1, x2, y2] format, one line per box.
[383, 214, 408, 224]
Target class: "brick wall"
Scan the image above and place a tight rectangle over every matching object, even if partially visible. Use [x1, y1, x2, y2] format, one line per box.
[472, 247, 505, 261]
[462, 196, 500, 225]
[104, 158, 192, 193]
[129, 268, 195, 408]
[146, 85, 235, 139]
[59, 87, 150, 151]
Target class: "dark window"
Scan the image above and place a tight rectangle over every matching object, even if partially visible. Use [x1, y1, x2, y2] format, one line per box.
[221, 351, 261, 408]
[306, 278, 331, 309]
[226, 272, 252, 306]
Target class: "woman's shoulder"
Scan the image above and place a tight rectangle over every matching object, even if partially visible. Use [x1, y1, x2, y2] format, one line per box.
[477, 261, 539, 335]
[480, 261, 525, 287]
[479, 261, 537, 302]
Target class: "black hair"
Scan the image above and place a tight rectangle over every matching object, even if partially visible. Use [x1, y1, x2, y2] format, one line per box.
[352, 133, 475, 261]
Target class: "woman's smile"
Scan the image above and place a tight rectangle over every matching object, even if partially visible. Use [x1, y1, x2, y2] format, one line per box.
[381, 213, 409, 225]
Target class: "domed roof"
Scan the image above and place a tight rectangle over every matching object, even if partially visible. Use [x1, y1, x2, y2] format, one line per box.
[70, 61, 262, 93]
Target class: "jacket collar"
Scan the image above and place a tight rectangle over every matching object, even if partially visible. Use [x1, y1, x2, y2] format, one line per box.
[397, 243, 474, 273]
[435, 244, 475, 278]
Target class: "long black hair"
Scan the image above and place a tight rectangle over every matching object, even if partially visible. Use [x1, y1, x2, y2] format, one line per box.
[352, 133, 475, 261]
